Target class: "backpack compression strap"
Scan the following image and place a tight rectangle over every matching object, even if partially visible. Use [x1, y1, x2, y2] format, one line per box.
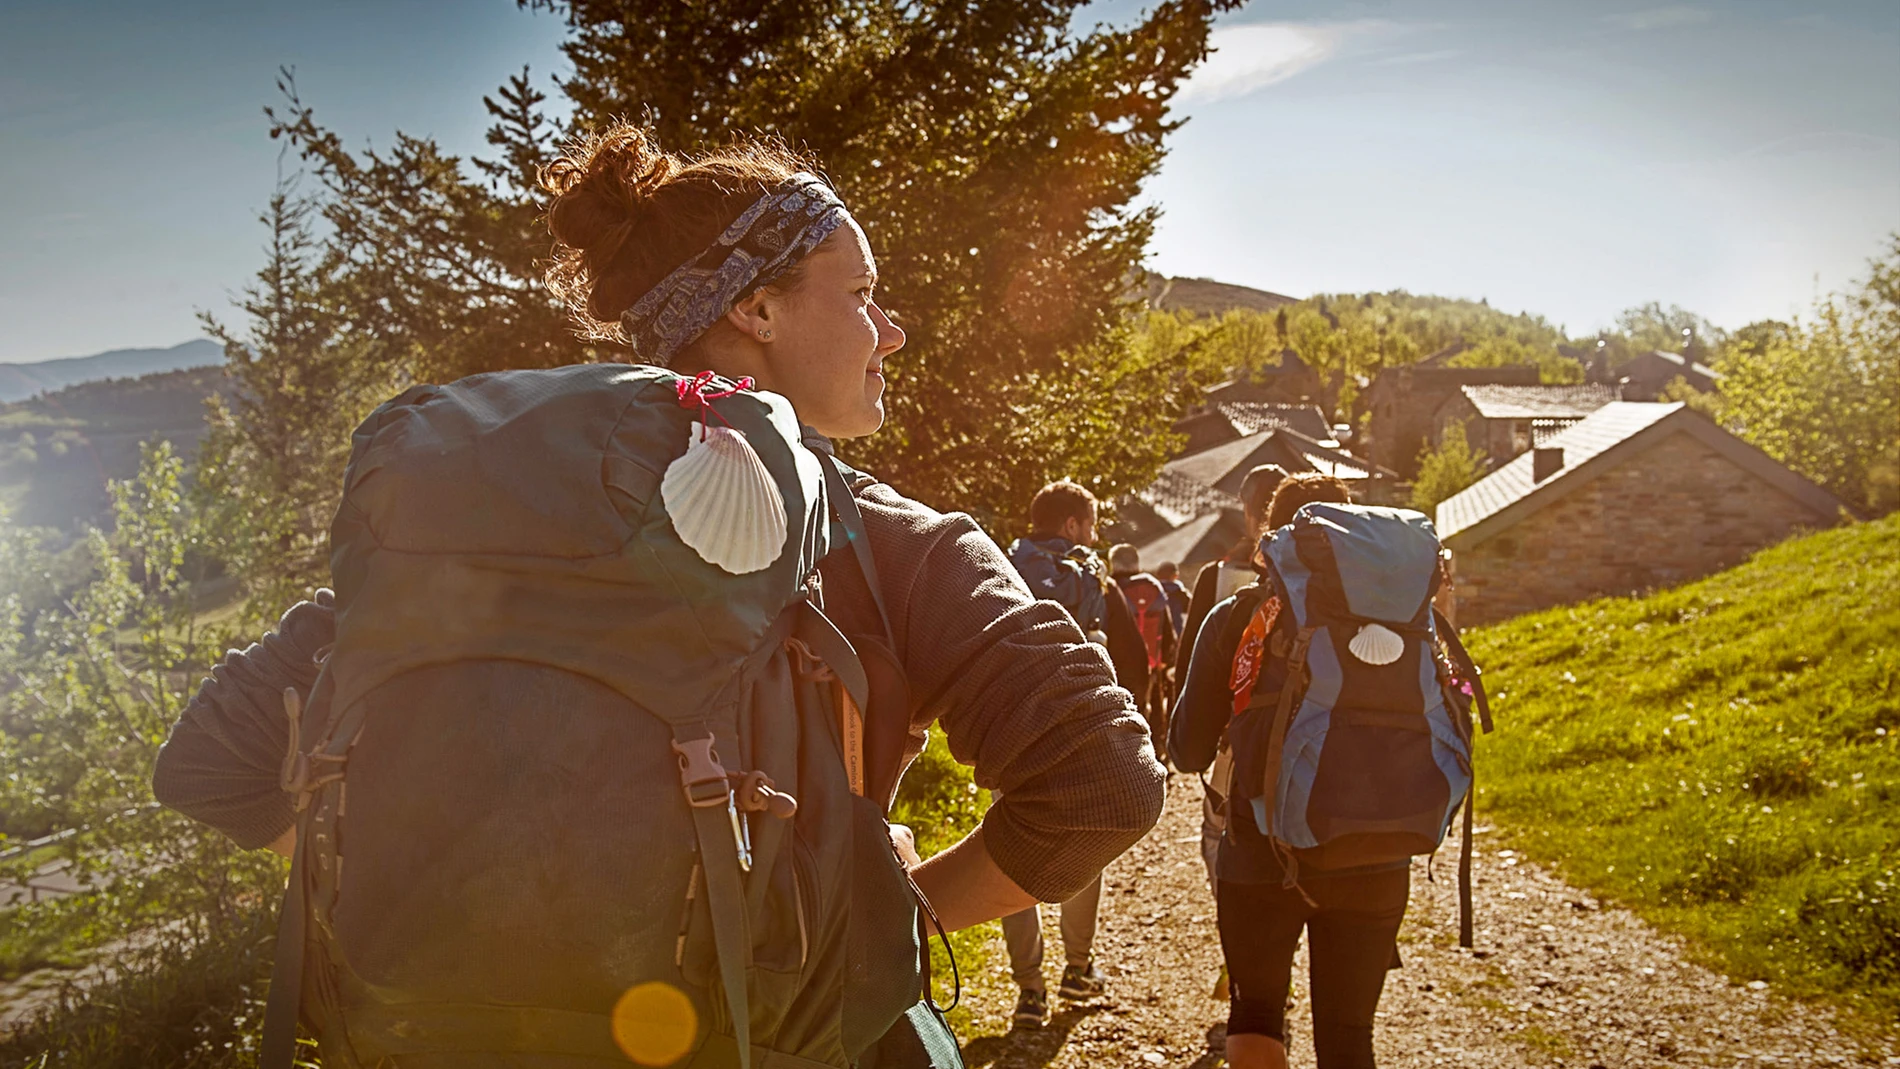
[1433, 607, 1493, 949]
[672, 721, 759, 1069]
[1256, 624, 1318, 890]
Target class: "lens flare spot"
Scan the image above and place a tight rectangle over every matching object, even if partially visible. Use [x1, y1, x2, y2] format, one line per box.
[611, 981, 698, 1066]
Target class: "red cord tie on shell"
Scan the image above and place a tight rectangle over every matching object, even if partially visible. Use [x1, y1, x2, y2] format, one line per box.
[676, 370, 755, 440]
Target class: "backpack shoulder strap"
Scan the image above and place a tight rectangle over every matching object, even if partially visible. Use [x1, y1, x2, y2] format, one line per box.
[819, 451, 895, 647]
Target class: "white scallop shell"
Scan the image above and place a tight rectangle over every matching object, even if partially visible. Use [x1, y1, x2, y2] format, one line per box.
[1347, 622, 1406, 666]
[662, 422, 788, 575]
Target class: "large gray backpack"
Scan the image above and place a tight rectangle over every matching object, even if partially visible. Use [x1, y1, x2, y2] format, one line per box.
[263, 364, 959, 1069]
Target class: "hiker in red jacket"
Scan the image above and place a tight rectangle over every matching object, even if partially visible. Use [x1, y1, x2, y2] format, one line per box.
[1109, 543, 1178, 763]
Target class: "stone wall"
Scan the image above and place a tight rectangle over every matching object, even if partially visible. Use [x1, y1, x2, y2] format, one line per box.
[1451, 431, 1833, 625]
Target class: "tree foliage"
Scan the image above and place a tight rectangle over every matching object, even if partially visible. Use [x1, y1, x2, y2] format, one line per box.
[197, 168, 391, 606]
[1165, 291, 1579, 419]
[270, 0, 1243, 527]
[1411, 419, 1488, 516]
[1711, 235, 1900, 517]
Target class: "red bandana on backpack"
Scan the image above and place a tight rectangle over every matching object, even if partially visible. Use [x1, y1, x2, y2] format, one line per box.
[1228, 595, 1281, 719]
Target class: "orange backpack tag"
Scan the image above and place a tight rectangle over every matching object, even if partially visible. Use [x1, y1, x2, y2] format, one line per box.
[1228, 596, 1280, 719]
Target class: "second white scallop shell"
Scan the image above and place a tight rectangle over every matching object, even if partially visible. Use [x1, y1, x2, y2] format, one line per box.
[662, 422, 788, 575]
[1347, 622, 1406, 666]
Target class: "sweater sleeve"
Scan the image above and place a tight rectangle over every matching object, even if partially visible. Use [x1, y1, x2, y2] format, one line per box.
[151, 594, 335, 849]
[835, 486, 1166, 903]
[1169, 596, 1240, 775]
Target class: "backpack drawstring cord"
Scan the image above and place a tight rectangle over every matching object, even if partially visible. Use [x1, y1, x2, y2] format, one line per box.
[676, 370, 755, 440]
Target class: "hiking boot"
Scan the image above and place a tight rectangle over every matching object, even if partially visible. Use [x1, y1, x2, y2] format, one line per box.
[1012, 987, 1048, 1028]
[1058, 961, 1107, 1001]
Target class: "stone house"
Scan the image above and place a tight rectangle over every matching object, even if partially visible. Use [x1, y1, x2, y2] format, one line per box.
[1433, 383, 1622, 469]
[1435, 402, 1848, 626]
[1360, 364, 1541, 479]
[1619, 349, 1721, 401]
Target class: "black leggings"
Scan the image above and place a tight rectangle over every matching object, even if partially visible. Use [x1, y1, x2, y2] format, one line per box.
[1216, 868, 1410, 1069]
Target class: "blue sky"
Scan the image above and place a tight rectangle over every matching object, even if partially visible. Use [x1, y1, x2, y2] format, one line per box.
[1, 0, 1896, 363]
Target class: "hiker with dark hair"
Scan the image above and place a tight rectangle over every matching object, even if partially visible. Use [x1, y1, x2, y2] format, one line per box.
[1108, 543, 1178, 763]
[152, 124, 1165, 1069]
[1169, 471, 1491, 1069]
[1176, 464, 1289, 899]
[1176, 464, 1286, 682]
[995, 481, 1134, 1025]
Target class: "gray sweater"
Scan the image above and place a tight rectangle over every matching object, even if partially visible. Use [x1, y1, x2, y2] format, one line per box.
[152, 481, 1164, 902]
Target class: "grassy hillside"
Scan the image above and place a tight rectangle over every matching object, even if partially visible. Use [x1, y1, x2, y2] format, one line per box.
[1468, 513, 1900, 1022]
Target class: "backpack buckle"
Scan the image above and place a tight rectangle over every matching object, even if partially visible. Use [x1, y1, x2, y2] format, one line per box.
[671, 737, 732, 808]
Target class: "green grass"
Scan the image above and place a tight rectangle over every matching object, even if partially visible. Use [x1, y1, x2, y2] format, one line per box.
[1467, 512, 1900, 1023]
[0, 895, 99, 981]
[0, 904, 279, 1069]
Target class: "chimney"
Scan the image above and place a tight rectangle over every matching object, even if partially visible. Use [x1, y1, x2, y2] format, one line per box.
[1532, 447, 1564, 482]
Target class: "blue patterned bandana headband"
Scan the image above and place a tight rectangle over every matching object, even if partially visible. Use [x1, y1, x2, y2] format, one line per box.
[620, 172, 852, 366]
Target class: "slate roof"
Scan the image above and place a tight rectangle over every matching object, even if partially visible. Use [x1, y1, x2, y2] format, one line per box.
[1218, 402, 1333, 441]
[1436, 402, 1850, 548]
[1459, 383, 1621, 420]
[1134, 468, 1240, 528]
[1165, 429, 1281, 494]
[1135, 509, 1244, 573]
[1635, 349, 1722, 381]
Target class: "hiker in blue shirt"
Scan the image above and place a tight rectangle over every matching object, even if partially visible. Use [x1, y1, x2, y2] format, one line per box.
[997, 479, 1140, 1026]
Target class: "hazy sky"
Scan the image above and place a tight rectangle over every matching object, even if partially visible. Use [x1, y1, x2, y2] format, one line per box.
[2, 0, 1896, 363]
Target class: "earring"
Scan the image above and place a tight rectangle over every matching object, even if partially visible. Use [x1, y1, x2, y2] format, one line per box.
[758, 329, 772, 340]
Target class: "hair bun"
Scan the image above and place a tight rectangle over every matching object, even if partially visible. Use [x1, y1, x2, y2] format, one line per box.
[543, 126, 677, 267]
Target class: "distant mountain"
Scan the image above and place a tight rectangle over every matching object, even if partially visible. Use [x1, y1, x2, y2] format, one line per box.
[0, 365, 229, 531]
[1144, 275, 1299, 316]
[0, 339, 223, 404]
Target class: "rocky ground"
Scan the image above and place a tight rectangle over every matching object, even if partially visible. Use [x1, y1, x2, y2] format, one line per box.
[954, 775, 1899, 1068]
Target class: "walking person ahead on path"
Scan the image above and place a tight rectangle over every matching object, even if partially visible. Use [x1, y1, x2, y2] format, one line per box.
[1176, 464, 1287, 686]
[1153, 560, 1190, 660]
[997, 481, 1135, 1026]
[1170, 473, 1405, 1069]
[151, 126, 1164, 1069]
[1177, 463, 1286, 896]
[1108, 543, 1177, 764]
[1170, 471, 1490, 1069]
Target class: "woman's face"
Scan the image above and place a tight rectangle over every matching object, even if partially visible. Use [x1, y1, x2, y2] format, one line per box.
[755, 219, 906, 439]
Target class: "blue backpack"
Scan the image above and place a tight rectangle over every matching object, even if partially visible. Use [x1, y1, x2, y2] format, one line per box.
[1229, 502, 1493, 945]
[1005, 537, 1109, 637]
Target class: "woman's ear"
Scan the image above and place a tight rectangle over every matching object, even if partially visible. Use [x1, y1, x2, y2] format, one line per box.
[724, 288, 775, 343]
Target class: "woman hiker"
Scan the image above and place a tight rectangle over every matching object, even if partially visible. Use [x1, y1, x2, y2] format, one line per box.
[1169, 473, 1412, 1069]
[153, 125, 1165, 1058]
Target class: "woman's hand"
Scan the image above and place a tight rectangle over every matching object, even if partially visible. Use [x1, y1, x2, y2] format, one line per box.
[889, 823, 922, 869]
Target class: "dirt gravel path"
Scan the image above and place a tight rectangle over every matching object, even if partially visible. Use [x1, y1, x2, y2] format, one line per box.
[953, 774, 1899, 1068]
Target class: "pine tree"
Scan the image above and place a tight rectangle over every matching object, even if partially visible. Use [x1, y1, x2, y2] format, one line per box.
[197, 165, 387, 603]
[271, 1, 1241, 527]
